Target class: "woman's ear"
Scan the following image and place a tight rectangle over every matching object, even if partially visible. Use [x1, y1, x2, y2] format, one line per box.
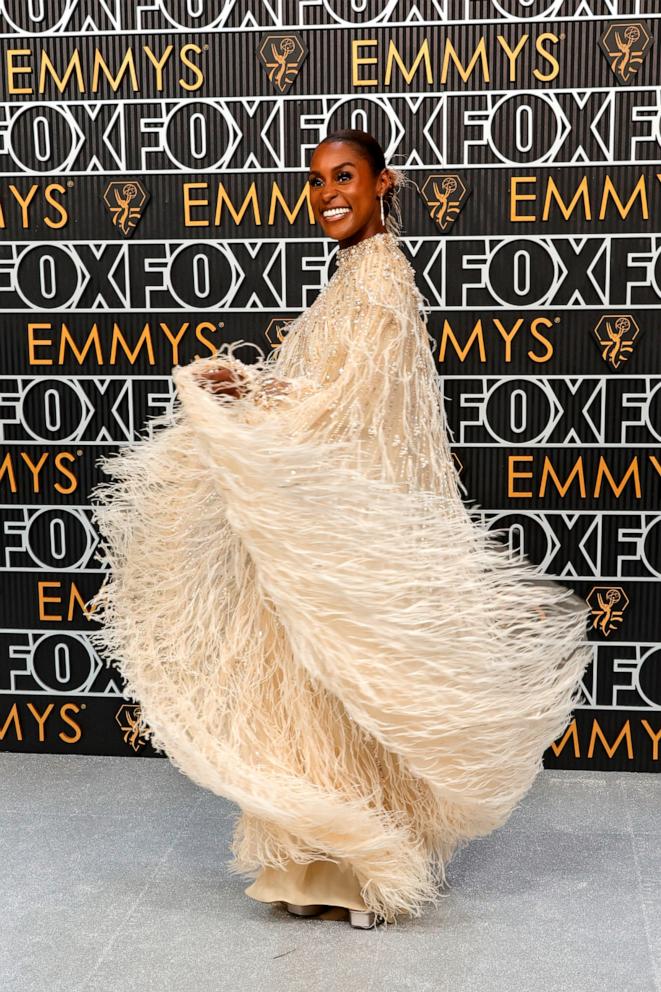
[377, 168, 392, 198]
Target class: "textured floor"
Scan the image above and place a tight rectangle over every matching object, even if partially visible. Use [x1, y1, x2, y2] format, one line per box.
[0, 753, 658, 992]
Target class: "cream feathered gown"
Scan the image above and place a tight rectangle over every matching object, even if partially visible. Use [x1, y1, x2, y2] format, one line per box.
[88, 232, 591, 923]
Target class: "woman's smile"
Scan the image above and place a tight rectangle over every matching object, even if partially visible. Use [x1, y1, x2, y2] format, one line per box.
[321, 206, 352, 222]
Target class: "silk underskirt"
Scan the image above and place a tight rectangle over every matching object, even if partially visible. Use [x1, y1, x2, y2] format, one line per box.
[244, 858, 369, 911]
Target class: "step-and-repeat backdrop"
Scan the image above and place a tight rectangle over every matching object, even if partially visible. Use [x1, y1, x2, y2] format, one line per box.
[0, 1, 659, 771]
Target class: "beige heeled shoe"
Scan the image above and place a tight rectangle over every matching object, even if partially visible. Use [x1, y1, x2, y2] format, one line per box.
[285, 902, 327, 917]
[285, 903, 384, 928]
[348, 909, 382, 929]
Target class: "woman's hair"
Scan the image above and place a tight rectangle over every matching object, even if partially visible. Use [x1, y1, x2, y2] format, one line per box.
[315, 129, 407, 237]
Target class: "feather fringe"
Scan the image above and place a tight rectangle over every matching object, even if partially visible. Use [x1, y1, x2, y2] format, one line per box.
[87, 233, 591, 921]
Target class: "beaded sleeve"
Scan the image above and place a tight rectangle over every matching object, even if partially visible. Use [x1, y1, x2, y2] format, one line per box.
[189, 232, 461, 502]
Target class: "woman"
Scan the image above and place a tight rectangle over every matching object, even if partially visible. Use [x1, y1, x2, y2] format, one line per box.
[88, 130, 592, 930]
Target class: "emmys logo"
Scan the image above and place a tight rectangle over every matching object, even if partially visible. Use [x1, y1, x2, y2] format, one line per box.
[115, 704, 152, 751]
[265, 317, 294, 349]
[599, 22, 653, 84]
[102, 179, 150, 237]
[258, 33, 307, 93]
[587, 586, 629, 636]
[420, 174, 470, 232]
[593, 315, 640, 370]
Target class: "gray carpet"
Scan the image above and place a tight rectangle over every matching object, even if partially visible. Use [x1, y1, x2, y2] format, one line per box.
[1, 753, 658, 992]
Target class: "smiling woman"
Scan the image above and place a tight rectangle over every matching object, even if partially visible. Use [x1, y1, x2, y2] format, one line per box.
[306, 131, 403, 249]
[88, 128, 591, 930]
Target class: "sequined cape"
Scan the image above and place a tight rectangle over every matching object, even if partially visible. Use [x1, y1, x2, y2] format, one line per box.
[88, 232, 592, 922]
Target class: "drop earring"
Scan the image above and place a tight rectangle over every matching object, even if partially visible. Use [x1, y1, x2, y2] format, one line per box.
[379, 194, 385, 225]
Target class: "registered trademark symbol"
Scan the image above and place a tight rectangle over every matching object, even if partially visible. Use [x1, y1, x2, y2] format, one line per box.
[67, 180, 74, 187]
[80, 703, 86, 708]
[203, 44, 208, 51]
[76, 449, 82, 456]
[218, 321, 224, 327]
[559, 33, 565, 40]
[554, 317, 560, 323]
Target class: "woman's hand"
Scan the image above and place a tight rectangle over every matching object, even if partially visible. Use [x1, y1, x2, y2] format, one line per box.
[191, 363, 291, 403]
[193, 365, 248, 400]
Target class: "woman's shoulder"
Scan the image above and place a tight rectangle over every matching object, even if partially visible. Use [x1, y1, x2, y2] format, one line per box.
[375, 237, 431, 325]
[335, 233, 419, 308]
[335, 231, 403, 269]
[334, 234, 413, 288]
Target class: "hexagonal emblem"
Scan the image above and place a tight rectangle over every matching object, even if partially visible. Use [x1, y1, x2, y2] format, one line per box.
[586, 586, 630, 636]
[265, 317, 294, 350]
[257, 33, 307, 94]
[115, 703, 152, 751]
[599, 21, 653, 84]
[420, 174, 470, 232]
[102, 179, 150, 237]
[592, 314, 641, 370]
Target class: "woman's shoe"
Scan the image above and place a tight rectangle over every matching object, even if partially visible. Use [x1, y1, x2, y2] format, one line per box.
[349, 909, 383, 929]
[285, 902, 327, 917]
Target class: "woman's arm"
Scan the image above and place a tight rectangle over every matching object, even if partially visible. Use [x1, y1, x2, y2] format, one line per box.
[192, 363, 291, 403]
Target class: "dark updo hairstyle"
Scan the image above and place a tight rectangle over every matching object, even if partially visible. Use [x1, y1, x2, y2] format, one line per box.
[314, 129, 405, 235]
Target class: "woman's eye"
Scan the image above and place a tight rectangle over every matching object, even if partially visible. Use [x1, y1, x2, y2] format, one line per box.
[307, 173, 352, 187]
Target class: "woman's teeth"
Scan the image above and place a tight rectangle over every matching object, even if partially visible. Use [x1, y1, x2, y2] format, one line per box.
[322, 207, 351, 221]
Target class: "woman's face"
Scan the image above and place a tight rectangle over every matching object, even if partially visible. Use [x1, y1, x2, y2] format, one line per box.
[307, 141, 391, 249]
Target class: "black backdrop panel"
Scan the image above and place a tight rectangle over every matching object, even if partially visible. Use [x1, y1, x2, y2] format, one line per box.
[0, 1, 659, 770]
